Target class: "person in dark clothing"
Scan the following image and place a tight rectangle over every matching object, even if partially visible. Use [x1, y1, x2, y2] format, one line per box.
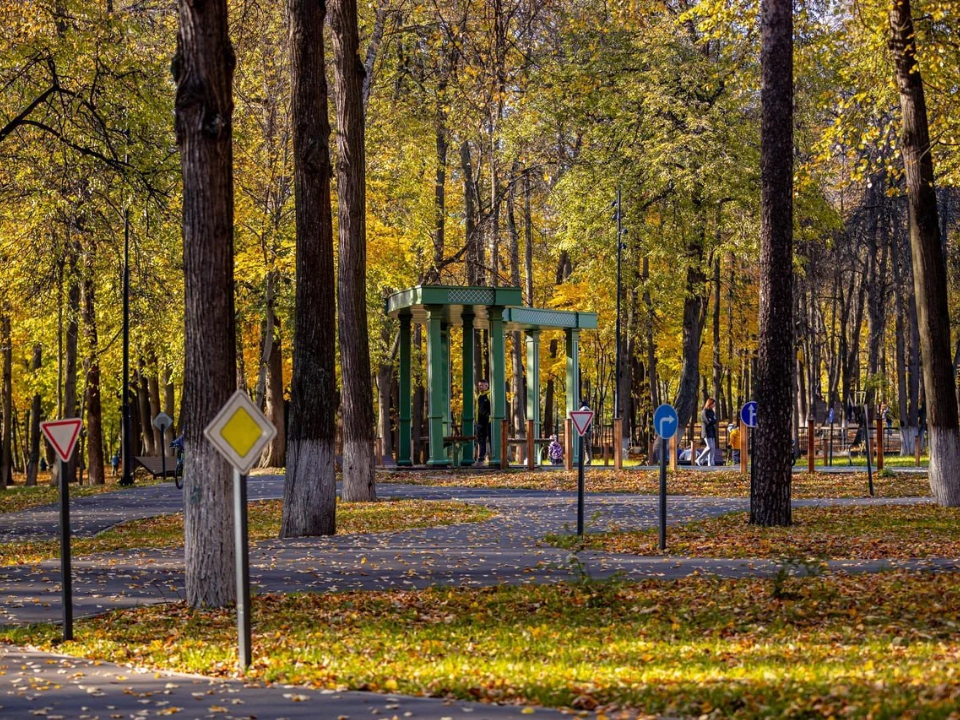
[476, 380, 491, 463]
[696, 397, 718, 466]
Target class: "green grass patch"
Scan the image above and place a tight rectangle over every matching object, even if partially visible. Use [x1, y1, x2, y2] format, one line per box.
[381, 468, 929, 499]
[0, 499, 494, 566]
[573, 504, 960, 560]
[7, 572, 960, 717]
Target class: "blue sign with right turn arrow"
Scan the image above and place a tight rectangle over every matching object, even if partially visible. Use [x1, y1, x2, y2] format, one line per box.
[653, 404, 679, 439]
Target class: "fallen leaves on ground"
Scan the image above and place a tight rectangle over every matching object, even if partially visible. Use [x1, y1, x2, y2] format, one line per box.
[580, 504, 960, 560]
[0, 499, 495, 565]
[8, 572, 960, 718]
[379, 468, 929, 499]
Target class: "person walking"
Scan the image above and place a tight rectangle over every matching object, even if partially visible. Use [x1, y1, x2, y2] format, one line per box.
[696, 398, 718, 466]
[476, 380, 491, 464]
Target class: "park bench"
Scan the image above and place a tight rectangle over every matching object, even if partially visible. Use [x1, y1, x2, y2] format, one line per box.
[443, 435, 476, 467]
[134, 455, 177, 479]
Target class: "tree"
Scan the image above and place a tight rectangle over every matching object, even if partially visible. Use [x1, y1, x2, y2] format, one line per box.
[331, 0, 376, 501]
[172, 0, 238, 607]
[751, 0, 793, 526]
[280, 0, 338, 537]
[889, 0, 960, 506]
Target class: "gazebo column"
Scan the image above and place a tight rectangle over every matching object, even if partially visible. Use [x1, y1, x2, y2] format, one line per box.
[461, 313, 476, 465]
[488, 306, 506, 468]
[397, 313, 413, 466]
[425, 306, 450, 466]
[441, 323, 451, 438]
[565, 328, 580, 464]
[526, 330, 541, 464]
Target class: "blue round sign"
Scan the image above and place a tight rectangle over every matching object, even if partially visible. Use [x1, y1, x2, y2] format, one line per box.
[653, 404, 679, 439]
[740, 401, 758, 428]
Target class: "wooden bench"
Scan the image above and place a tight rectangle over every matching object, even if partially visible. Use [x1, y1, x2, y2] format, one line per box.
[134, 455, 177, 478]
[443, 435, 476, 467]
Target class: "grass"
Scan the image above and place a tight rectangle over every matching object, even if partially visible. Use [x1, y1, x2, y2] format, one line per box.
[563, 504, 960, 560]
[0, 499, 495, 566]
[380, 468, 930, 499]
[6, 571, 960, 717]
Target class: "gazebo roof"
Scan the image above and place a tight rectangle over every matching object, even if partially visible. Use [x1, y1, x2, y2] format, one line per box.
[385, 285, 598, 332]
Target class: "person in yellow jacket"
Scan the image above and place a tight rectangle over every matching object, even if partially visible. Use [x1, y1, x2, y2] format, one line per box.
[728, 423, 741, 465]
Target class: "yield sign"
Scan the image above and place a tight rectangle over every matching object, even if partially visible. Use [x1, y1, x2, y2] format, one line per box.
[570, 410, 594, 437]
[41, 419, 83, 462]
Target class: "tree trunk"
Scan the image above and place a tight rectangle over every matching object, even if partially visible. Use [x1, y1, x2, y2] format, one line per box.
[1, 312, 11, 488]
[331, 0, 376, 501]
[26, 344, 41, 486]
[889, 0, 960, 504]
[260, 318, 286, 468]
[173, 0, 239, 607]
[751, 0, 793, 526]
[462, 142, 484, 286]
[376, 361, 393, 462]
[148, 365, 162, 452]
[672, 229, 708, 431]
[137, 368, 155, 455]
[64, 249, 80, 485]
[507, 168, 525, 442]
[82, 262, 105, 485]
[281, 0, 338, 536]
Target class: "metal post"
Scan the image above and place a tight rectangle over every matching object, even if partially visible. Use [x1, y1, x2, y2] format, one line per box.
[614, 418, 623, 469]
[807, 418, 815, 473]
[233, 469, 251, 670]
[749, 428, 756, 500]
[577, 433, 585, 537]
[829, 419, 834, 466]
[863, 404, 874, 497]
[120, 208, 133, 486]
[659, 437, 667, 551]
[876, 416, 884, 471]
[160, 422, 167, 479]
[59, 458, 73, 641]
[614, 187, 622, 427]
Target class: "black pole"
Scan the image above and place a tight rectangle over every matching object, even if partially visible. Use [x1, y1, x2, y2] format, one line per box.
[614, 187, 622, 425]
[863, 404, 874, 496]
[659, 437, 667, 551]
[749, 427, 756, 500]
[577, 434, 585, 537]
[828, 419, 834, 466]
[59, 458, 73, 641]
[234, 469, 252, 669]
[160, 423, 167, 479]
[120, 207, 133, 486]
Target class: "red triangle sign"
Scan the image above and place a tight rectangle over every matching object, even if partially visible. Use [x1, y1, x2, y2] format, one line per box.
[570, 410, 594, 437]
[41, 419, 83, 462]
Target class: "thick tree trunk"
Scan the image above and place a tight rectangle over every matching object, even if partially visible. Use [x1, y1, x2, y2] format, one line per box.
[173, 0, 238, 607]
[462, 142, 484, 286]
[26, 344, 41, 486]
[331, 0, 376, 501]
[1, 312, 11, 488]
[281, 0, 338, 536]
[890, 0, 960, 504]
[672, 235, 707, 431]
[712, 252, 722, 418]
[751, 0, 793, 526]
[82, 265, 105, 485]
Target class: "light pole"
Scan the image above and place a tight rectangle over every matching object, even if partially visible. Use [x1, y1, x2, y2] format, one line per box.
[614, 188, 625, 428]
[120, 207, 133, 486]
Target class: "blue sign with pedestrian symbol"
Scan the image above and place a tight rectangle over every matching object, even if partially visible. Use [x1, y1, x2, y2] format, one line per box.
[653, 404, 679, 439]
[740, 401, 758, 428]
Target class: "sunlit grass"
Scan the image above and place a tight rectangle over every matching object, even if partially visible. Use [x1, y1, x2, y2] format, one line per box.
[7, 571, 960, 717]
[0, 499, 495, 565]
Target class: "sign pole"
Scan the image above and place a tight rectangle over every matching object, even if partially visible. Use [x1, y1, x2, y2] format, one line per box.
[863, 404, 874, 497]
[577, 433, 585, 537]
[659, 436, 667, 551]
[58, 456, 73, 641]
[234, 468, 252, 670]
[160, 422, 167, 480]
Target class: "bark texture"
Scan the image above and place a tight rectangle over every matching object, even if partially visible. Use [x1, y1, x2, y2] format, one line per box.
[331, 0, 376, 501]
[173, 0, 239, 607]
[889, 0, 960, 504]
[26, 344, 41, 486]
[82, 260, 104, 485]
[751, 0, 793, 526]
[281, 0, 338, 537]
[0, 312, 11, 488]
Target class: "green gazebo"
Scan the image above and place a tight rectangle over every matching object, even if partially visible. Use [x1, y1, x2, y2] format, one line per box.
[386, 285, 598, 467]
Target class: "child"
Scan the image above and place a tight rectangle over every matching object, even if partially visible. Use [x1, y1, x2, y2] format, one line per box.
[547, 434, 564, 465]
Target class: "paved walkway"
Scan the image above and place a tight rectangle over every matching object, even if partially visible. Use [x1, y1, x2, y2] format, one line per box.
[0, 476, 950, 719]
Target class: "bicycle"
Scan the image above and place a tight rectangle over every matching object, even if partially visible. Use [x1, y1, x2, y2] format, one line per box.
[171, 436, 184, 489]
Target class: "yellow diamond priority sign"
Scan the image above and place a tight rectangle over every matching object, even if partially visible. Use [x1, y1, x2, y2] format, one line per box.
[204, 390, 277, 474]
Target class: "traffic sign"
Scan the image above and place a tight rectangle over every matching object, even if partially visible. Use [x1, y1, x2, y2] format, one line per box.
[570, 410, 594, 437]
[153, 412, 173, 432]
[204, 390, 277, 474]
[41, 419, 83, 462]
[653, 404, 679, 439]
[740, 401, 758, 428]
